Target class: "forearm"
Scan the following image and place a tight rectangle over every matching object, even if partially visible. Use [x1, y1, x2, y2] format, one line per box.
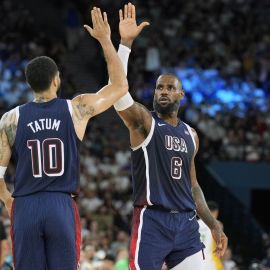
[192, 184, 218, 229]
[0, 240, 8, 265]
[0, 180, 12, 203]
[112, 44, 133, 111]
[120, 38, 133, 49]
[100, 39, 128, 87]
[109, 44, 130, 84]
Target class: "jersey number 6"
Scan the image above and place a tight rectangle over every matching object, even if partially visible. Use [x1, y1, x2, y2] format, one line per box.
[171, 157, 182, 180]
[27, 138, 64, 178]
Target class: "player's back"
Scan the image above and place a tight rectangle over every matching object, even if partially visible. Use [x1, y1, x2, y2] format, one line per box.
[13, 98, 80, 197]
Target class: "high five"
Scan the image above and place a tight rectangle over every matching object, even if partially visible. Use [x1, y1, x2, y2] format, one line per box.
[113, 3, 228, 270]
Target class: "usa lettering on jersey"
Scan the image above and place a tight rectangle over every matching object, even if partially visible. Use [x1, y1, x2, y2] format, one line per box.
[165, 135, 188, 153]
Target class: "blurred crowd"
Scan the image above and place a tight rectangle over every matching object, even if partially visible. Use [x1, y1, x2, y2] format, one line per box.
[1, 0, 270, 269]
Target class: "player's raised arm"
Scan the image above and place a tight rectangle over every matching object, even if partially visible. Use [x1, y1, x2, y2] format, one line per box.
[0, 111, 15, 216]
[71, 7, 128, 140]
[113, 3, 152, 148]
[190, 128, 228, 257]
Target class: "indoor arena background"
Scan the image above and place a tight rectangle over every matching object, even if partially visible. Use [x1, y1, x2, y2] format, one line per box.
[0, 0, 270, 269]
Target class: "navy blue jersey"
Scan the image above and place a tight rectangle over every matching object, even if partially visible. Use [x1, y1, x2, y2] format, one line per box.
[12, 98, 80, 197]
[131, 112, 196, 211]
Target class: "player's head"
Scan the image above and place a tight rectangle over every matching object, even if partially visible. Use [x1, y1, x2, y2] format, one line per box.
[153, 74, 184, 116]
[207, 200, 219, 219]
[25, 56, 61, 94]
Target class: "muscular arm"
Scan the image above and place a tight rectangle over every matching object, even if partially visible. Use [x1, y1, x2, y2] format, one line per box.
[71, 14, 128, 140]
[190, 128, 228, 256]
[117, 102, 152, 148]
[0, 111, 15, 215]
[112, 3, 152, 148]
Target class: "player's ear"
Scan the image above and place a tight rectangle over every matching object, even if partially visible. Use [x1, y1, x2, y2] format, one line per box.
[179, 89, 185, 100]
[52, 73, 59, 88]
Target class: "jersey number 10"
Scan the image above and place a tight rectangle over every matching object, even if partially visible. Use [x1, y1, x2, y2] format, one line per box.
[27, 138, 64, 178]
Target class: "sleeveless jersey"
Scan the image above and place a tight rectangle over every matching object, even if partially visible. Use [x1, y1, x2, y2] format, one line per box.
[12, 98, 80, 197]
[131, 112, 196, 211]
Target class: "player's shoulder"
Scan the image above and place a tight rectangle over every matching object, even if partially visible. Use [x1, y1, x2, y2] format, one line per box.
[182, 121, 197, 133]
[188, 124, 197, 137]
[183, 122, 199, 146]
[0, 108, 17, 124]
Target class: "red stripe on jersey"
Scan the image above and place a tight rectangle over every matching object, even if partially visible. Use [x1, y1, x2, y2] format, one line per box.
[129, 207, 143, 270]
[72, 200, 81, 270]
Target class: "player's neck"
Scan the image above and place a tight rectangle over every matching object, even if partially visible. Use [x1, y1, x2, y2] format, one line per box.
[157, 112, 180, 126]
[33, 89, 57, 103]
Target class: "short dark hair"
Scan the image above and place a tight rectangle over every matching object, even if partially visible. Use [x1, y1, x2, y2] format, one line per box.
[157, 73, 183, 89]
[207, 201, 219, 211]
[25, 56, 58, 92]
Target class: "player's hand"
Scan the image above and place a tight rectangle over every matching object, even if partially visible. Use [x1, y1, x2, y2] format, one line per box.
[211, 222, 228, 257]
[119, 2, 149, 47]
[4, 197, 13, 217]
[84, 7, 111, 43]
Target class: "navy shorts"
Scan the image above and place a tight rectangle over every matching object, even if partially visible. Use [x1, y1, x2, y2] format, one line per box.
[129, 206, 204, 270]
[11, 192, 81, 270]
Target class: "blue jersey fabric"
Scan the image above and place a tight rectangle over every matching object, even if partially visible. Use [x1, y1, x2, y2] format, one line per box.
[13, 98, 80, 197]
[11, 192, 81, 269]
[131, 112, 196, 211]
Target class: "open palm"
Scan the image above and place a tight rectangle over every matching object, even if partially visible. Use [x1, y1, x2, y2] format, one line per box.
[119, 3, 149, 42]
[84, 7, 111, 42]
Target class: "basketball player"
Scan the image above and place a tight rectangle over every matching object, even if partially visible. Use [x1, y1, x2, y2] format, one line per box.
[112, 3, 228, 269]
[199, 201, 224, 270]
[0, 7, 128, 270]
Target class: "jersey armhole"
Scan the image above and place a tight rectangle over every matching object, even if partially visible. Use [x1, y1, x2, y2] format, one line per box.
[131, 118, 155, 151]
[66, 99, 82, 141]
[184, 123, 196, 152]
[15, 106, 20, 123]
[66, 100, 73, 117]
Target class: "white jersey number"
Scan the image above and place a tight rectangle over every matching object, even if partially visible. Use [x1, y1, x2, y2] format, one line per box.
[27, 138, 64, 178]
[171, 157, 182, 180]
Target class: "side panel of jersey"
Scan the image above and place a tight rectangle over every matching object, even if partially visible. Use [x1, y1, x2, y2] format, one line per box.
[13, 98, 80, 197]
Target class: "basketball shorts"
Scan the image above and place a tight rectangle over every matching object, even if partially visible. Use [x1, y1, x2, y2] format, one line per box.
[129, 206, 204, 270]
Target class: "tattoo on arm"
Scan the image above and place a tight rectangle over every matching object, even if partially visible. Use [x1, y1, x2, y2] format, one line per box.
[121, 102, 151, 134]
[72, 96, 96, 123]
[5, 111, 17, 146]
[0, 111, 17, 147]
[192, 184, 216, 229]
[76, 103, 95, 119]
[0, 129, 9, 163]
[0, 111, 16, 165]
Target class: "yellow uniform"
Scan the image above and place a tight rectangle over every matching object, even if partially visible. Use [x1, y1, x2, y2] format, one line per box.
[198, 219, 223, 270]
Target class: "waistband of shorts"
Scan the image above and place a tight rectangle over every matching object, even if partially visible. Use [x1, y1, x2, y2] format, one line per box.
[135, 205, 196, 215]
[13, 191, 77, 199]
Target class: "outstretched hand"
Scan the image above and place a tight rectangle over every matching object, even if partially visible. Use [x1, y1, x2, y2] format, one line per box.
[211, 222, 228, 257]
[119, 2, 150, 47]
[84, 7, 111, 43]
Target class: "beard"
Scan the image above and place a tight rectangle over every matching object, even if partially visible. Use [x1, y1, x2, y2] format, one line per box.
[153, 98, 180, 115]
